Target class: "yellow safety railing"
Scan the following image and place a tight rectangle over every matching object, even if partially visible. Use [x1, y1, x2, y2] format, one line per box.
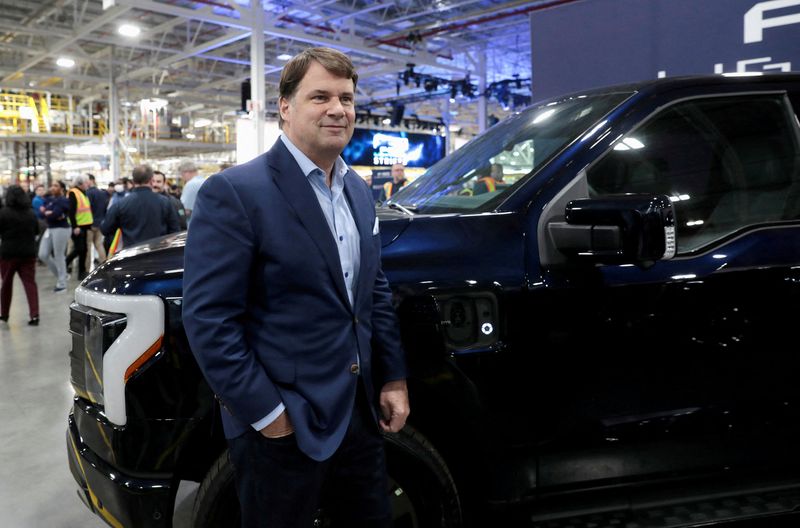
[0, 93, 43, 134]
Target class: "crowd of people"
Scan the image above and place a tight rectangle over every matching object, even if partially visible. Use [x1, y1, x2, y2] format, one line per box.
[0, 159, 215, 326]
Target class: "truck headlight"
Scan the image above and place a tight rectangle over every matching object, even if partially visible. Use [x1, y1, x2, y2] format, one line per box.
[69, 287, 164, 426]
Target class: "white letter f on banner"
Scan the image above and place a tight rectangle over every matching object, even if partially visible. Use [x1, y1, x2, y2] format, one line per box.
[744, 0, 800, 43]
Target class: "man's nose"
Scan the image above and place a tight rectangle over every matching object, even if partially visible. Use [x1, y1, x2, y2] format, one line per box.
[326, 98, 345, 116]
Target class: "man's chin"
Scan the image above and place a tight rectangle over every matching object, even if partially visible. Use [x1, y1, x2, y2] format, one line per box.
[322, 136, 351, 151]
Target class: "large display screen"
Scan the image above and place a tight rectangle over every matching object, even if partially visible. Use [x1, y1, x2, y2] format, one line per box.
[342, 128, 445, 168]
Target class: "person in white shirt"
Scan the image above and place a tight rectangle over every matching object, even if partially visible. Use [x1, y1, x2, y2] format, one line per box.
[178, 160, 206, 225]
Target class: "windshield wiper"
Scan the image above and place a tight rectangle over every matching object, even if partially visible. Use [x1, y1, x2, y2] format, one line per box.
[386, 202, 417, 215]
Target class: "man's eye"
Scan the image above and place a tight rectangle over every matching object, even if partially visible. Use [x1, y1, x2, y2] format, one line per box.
[341, 98, 354, 105]
[312, 95, 327, 102]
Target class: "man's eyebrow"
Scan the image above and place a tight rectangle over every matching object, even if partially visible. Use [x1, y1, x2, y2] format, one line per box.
[308, 89, 354, 97]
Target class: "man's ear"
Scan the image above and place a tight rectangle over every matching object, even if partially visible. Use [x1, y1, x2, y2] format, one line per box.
[279, 96, 290, 122]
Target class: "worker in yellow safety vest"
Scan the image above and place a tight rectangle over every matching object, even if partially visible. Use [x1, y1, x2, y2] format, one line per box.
[378, 162, 408, 203]
[65, 175, 94, 280]
[473, 163, 508, 195]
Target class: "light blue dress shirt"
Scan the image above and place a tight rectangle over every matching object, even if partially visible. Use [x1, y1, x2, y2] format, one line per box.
[252, 135, 362, 432]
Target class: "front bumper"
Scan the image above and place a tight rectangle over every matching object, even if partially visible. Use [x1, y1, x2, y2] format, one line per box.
[67, 413, 174, 528]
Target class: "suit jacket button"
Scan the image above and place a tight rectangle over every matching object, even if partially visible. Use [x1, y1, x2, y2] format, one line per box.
[353, 317, 359, 324]
[350, 363, 360, 375]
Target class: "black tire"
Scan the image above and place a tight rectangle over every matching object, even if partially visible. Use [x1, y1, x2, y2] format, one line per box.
[191, 426, 462, 528]
[191, 451, 240, 528]
[383, 425, 463, 528]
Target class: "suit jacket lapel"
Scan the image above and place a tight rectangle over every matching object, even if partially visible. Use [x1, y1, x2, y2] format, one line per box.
[343, 171, 373, 312]
[267, 141, 351, 311]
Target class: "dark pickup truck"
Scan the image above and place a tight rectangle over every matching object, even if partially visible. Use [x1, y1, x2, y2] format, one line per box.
[68, 73, 800, 527]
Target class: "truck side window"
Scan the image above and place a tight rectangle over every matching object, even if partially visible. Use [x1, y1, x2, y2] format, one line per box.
[587, 95, 800, 253]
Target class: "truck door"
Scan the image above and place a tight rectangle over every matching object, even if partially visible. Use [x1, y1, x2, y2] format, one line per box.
[533, 92, 800, 490]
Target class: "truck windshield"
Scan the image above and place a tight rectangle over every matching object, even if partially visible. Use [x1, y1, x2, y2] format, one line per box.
[385, 92, 632, 214]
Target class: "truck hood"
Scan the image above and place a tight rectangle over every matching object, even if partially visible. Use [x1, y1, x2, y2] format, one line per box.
[80, 210, 412, 296]
[376, 207, 413, 248]
[81, 232, 187, 297]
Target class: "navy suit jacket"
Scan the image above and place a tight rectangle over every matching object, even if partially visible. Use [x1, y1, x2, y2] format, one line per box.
[183, 140, 407, 461]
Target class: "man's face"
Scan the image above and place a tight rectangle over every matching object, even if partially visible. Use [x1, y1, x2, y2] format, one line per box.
[151, 174, 165, 193]
[35, 186, 45, 197]
[391, 164, 405, 183]
[280, 61, 355, 162]
[181, 170, 197, 183]
[50, 183, 61, 196]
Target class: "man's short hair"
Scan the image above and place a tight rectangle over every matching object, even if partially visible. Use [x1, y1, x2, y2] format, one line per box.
[87, 173, 96, 182]
[153, 170, 166, 179]
[72, 174, 87, 188]
[132, 165, 154, 185]
[278, 47, 358, 128]
[177, 160, 198, 175]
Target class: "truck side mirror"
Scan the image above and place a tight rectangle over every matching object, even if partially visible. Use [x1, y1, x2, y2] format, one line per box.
[548, 194, 676, 265]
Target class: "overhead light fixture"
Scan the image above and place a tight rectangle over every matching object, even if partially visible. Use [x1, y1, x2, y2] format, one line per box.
[56, 57, 75, 68]
[382, 118, 392, 125]
[118, 23, 141, 37]
[139, 98, 168, 112]
[194, 118, 213, 128]
[277, 53, 292, 61]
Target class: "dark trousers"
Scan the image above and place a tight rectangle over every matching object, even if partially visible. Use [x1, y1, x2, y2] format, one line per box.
[65, 226, 89, 275]
[0, 257, 39, 318]
[228, 384, 391, 528]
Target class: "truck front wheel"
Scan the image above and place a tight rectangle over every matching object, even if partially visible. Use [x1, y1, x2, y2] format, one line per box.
[191, 426, 462, 528]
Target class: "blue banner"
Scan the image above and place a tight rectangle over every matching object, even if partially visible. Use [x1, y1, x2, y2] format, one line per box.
[342, 128, 445, 168]
[530, 0, 800, 101]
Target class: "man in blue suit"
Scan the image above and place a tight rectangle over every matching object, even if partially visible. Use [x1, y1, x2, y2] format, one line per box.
[183, 47, 409, 527]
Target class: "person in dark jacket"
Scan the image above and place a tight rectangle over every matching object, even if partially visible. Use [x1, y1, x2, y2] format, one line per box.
[151, 170, 187, 230]
[86, 173, 109, 267]
[102, 165, 180, 249]
[38, 181, 71, 292]
[0, 185, 40, 325]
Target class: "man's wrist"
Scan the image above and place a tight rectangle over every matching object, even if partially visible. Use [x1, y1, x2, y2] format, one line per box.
[260, 411, 294, 438]
[382, 379, 407, 391]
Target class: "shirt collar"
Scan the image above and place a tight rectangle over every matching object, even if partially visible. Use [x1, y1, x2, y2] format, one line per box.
[280, 134, 349, 182]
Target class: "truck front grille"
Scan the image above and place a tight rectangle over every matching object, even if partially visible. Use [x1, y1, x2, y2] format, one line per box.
[69, 302, 127, 408]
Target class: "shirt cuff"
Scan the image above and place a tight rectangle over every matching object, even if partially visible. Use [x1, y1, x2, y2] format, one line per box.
[251, 402, 285, 431]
